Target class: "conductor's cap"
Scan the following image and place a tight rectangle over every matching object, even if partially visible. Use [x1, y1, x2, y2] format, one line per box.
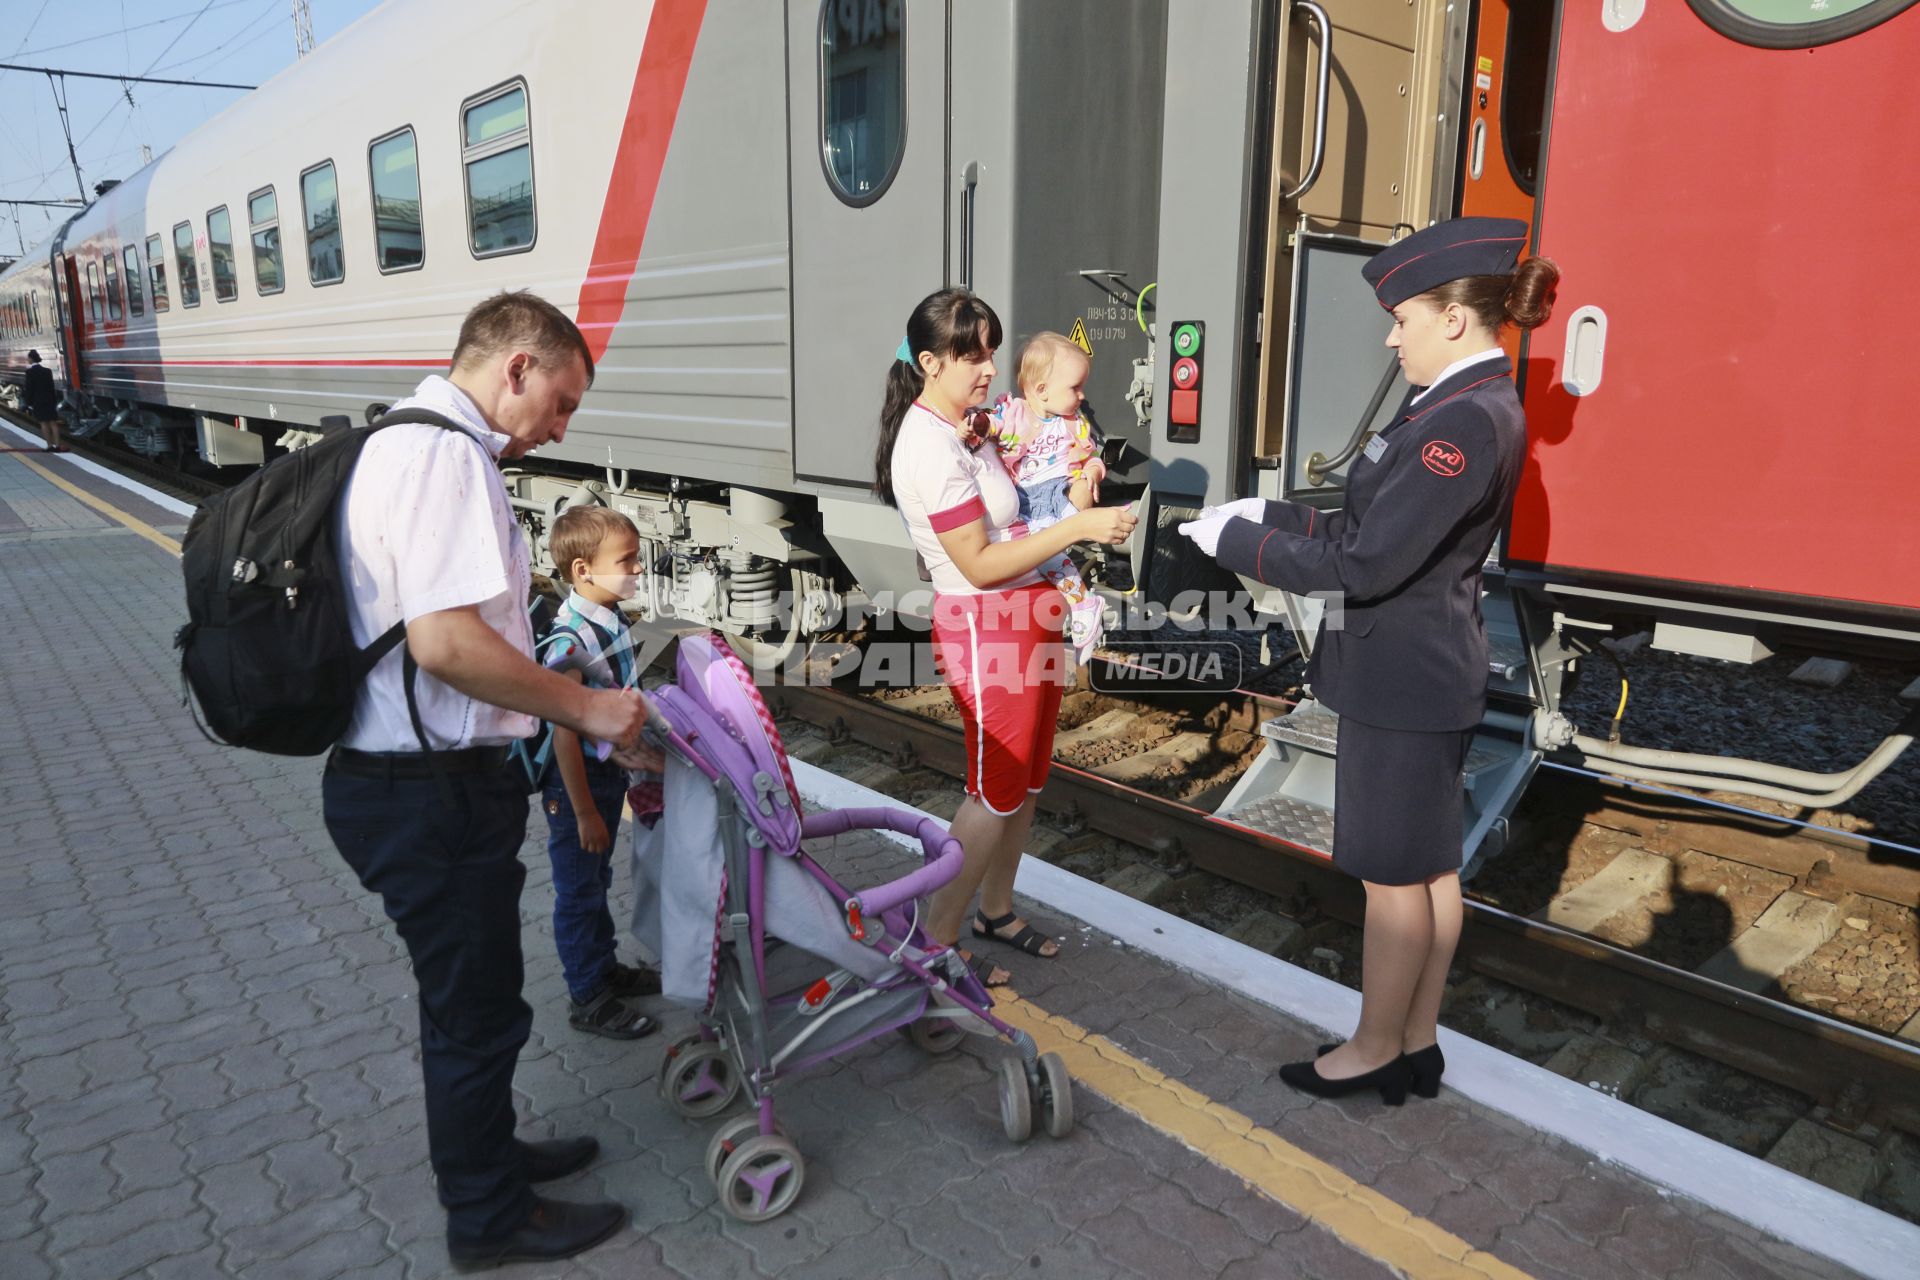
[1363, 217, 1530, 309]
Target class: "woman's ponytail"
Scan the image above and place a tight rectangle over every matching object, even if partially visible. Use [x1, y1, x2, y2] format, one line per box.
[872, 357, 924, 505]
[1503, 257, 1561, 331]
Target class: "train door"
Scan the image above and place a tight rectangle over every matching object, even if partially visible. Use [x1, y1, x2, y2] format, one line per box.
[1457, 0, 1554, 363]
[788, 0, 946, 487]
[57, 253, 86, 389]
[1249, 0, 1464, 506]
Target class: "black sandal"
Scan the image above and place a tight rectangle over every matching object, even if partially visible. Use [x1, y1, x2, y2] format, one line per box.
[952, 948, 1011, 989]
[567, 989, 659, 1040]
[606, 962, 661, 998]
[973, 910, 1060, 959]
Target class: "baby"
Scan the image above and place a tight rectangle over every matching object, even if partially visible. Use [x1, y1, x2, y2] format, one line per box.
[961, 332, 1113, 665]
[988, 332, 1107, 531]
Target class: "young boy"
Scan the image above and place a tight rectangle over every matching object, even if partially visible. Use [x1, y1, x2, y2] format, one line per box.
[540, 505, 661, 1039]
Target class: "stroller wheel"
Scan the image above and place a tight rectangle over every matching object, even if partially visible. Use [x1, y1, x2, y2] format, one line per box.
[905, 1014, 966, 1055]
[1038, 1052, 1075, 1138]
[656, 1033, 706, 1100]
[662, 1041, 742, 1119]
[705, 1114, 786, 1184]
[716, 1133, 806, 1222]
[997, 1057, 1034, 1142]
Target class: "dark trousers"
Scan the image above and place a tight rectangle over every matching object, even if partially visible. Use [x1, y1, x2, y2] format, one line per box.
[322, 765, 534, 1242]
[542, 764, 627, 1005]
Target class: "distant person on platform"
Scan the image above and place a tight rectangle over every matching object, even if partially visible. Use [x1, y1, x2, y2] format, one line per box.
[325, 291, 657, 1270]
[23, 351, 62, 452]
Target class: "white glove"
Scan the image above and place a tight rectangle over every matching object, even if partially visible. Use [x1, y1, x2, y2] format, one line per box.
[1198, 496, 1268, 523]
[1178, 512, 1232, 557]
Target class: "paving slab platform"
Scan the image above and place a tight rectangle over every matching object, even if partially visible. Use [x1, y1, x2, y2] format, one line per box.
[0, 445, 1890, 1278]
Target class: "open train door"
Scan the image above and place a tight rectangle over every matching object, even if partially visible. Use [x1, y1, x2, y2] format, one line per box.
[56, 253, 87, 391]
[787, 0, 946, 489]
[1457, 0, 1554, 365]
[1237, 0, 1464, 628]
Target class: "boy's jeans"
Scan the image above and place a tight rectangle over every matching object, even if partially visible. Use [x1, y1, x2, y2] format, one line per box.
[541, 763, 628, 1005]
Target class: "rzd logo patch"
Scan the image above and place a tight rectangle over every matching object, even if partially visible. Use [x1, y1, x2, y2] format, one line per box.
[1421, 440, 1466, 477]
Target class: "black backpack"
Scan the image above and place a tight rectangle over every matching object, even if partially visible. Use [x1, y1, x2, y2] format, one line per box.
[174, 408, 473, 756]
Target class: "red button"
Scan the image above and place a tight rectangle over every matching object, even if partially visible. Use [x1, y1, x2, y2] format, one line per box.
[1170, 388, 1200, 426]
[1173, 357, 1201, 390]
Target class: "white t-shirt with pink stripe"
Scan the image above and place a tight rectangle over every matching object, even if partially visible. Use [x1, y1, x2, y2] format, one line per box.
[890, 401, 1042, 596]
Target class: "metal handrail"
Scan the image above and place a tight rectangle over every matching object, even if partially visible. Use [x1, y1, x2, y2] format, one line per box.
[1278, 0, 1332, 202]
[1305, 354, 1398, 486]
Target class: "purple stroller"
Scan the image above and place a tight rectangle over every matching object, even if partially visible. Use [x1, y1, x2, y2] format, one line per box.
[629, 635, 1074, 1222]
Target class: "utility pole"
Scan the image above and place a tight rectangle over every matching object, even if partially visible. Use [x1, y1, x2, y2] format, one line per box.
[292, 0, 315, 58]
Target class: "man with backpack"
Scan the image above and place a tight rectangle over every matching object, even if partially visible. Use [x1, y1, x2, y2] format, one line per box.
[324, 292, 649, 1271]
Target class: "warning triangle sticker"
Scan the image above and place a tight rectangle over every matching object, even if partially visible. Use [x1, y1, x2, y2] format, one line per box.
[1067, 317, 1093, 357]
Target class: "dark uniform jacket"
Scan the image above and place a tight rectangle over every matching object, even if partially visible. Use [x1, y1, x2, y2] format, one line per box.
[23, 362, 58, 421]
[1216, 353, 1526, 732]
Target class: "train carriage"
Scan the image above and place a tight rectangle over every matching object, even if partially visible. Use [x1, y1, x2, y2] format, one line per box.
[4, 0, 1917, 873]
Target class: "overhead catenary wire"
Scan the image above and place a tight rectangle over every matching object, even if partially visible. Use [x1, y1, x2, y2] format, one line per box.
[0, 61, 257, 91]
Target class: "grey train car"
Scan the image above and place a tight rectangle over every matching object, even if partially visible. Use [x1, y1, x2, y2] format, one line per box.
[6, 0, 1916, 873]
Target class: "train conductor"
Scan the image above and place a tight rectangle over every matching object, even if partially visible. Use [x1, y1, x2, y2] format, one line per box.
[1181, 217, 1559, 1104]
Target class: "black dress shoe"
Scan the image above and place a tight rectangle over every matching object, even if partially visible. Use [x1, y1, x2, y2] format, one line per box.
[1277, 1055, 1411, 1106]
[518, 1135, 599, 1183]
[1404, 1043, 1445, 1098]
[446, 1195, 628, 1273]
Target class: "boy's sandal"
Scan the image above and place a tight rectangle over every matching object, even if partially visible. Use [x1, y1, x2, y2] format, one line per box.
[973, 909, 1060, 959]
[607, 962, 661, 998]
[568, 990, 659, 1040]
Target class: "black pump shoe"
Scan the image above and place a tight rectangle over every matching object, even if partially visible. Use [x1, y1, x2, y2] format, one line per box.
[1317, 1042, 1445, 1098]
[446, 1196, 628, 1273]
[1278, 1055, 1411, 1106]
[518, 1135, 599, 1183]
[1404, 1043, 1445, 1098]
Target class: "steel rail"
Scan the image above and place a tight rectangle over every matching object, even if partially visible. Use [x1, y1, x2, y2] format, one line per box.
[770, 680, 1920, 1132]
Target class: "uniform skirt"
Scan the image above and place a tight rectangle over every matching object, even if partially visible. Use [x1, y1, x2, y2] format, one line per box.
[1331, 716, 1475, 886]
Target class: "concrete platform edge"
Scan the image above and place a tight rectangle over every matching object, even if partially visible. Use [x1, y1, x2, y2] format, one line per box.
[789, 758, 1920, 1280]
[0, 418, 199, 518]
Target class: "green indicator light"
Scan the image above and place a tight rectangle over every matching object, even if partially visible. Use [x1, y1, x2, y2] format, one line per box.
[1173, 323, 1202, 357]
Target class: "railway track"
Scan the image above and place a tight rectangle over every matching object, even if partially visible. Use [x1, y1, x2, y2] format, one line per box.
[768, 669, 1920, 1143]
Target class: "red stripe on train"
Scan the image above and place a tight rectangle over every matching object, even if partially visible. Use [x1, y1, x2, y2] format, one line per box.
[574, 0, 710, 365]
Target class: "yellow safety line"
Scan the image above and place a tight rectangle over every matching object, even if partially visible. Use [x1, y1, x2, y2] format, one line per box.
[996, 993, 1534, 1280]
[6, 451, 183, 557]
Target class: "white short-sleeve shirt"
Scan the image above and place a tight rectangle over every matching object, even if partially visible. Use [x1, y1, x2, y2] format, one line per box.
[335, 375, 537, 751]
[890, 401, 1041, 596]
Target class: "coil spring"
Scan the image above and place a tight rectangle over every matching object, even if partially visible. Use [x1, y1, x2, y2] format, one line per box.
[729, 562, 779, 628]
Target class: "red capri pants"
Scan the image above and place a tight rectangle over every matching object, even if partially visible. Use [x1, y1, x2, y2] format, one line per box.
[930, 584, 1069, 816]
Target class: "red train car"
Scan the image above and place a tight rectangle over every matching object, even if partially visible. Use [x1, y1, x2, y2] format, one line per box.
[1509, 1, 1920, 624]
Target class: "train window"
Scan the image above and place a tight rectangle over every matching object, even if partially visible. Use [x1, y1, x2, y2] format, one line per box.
[87, 262, 103, 324]
[207, 206, 238, 302]
[817, 0, 906, 207]
[249, 187, 284, 295]
[104, 253, 123, 322]
[302, 160, 345, 285]
[1687, 0, 1919, 49]
[146, 233, 170, 312]
[173, 222, 201, 307]
[123, 245, 145, 317]
[461, 83, 535, 256]
[369, 127, 425, 273]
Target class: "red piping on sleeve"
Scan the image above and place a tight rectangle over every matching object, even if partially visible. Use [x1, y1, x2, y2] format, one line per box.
[1306, 509, 1315, 538]
[929, 496, 986, 533]
[1253, 527, 1280, 585]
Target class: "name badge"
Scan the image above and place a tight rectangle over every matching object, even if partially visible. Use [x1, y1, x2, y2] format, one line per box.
[1362, 434, 1389, 463]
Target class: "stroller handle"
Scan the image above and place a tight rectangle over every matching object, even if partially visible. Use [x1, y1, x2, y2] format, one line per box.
[801, 808, 965, 918]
